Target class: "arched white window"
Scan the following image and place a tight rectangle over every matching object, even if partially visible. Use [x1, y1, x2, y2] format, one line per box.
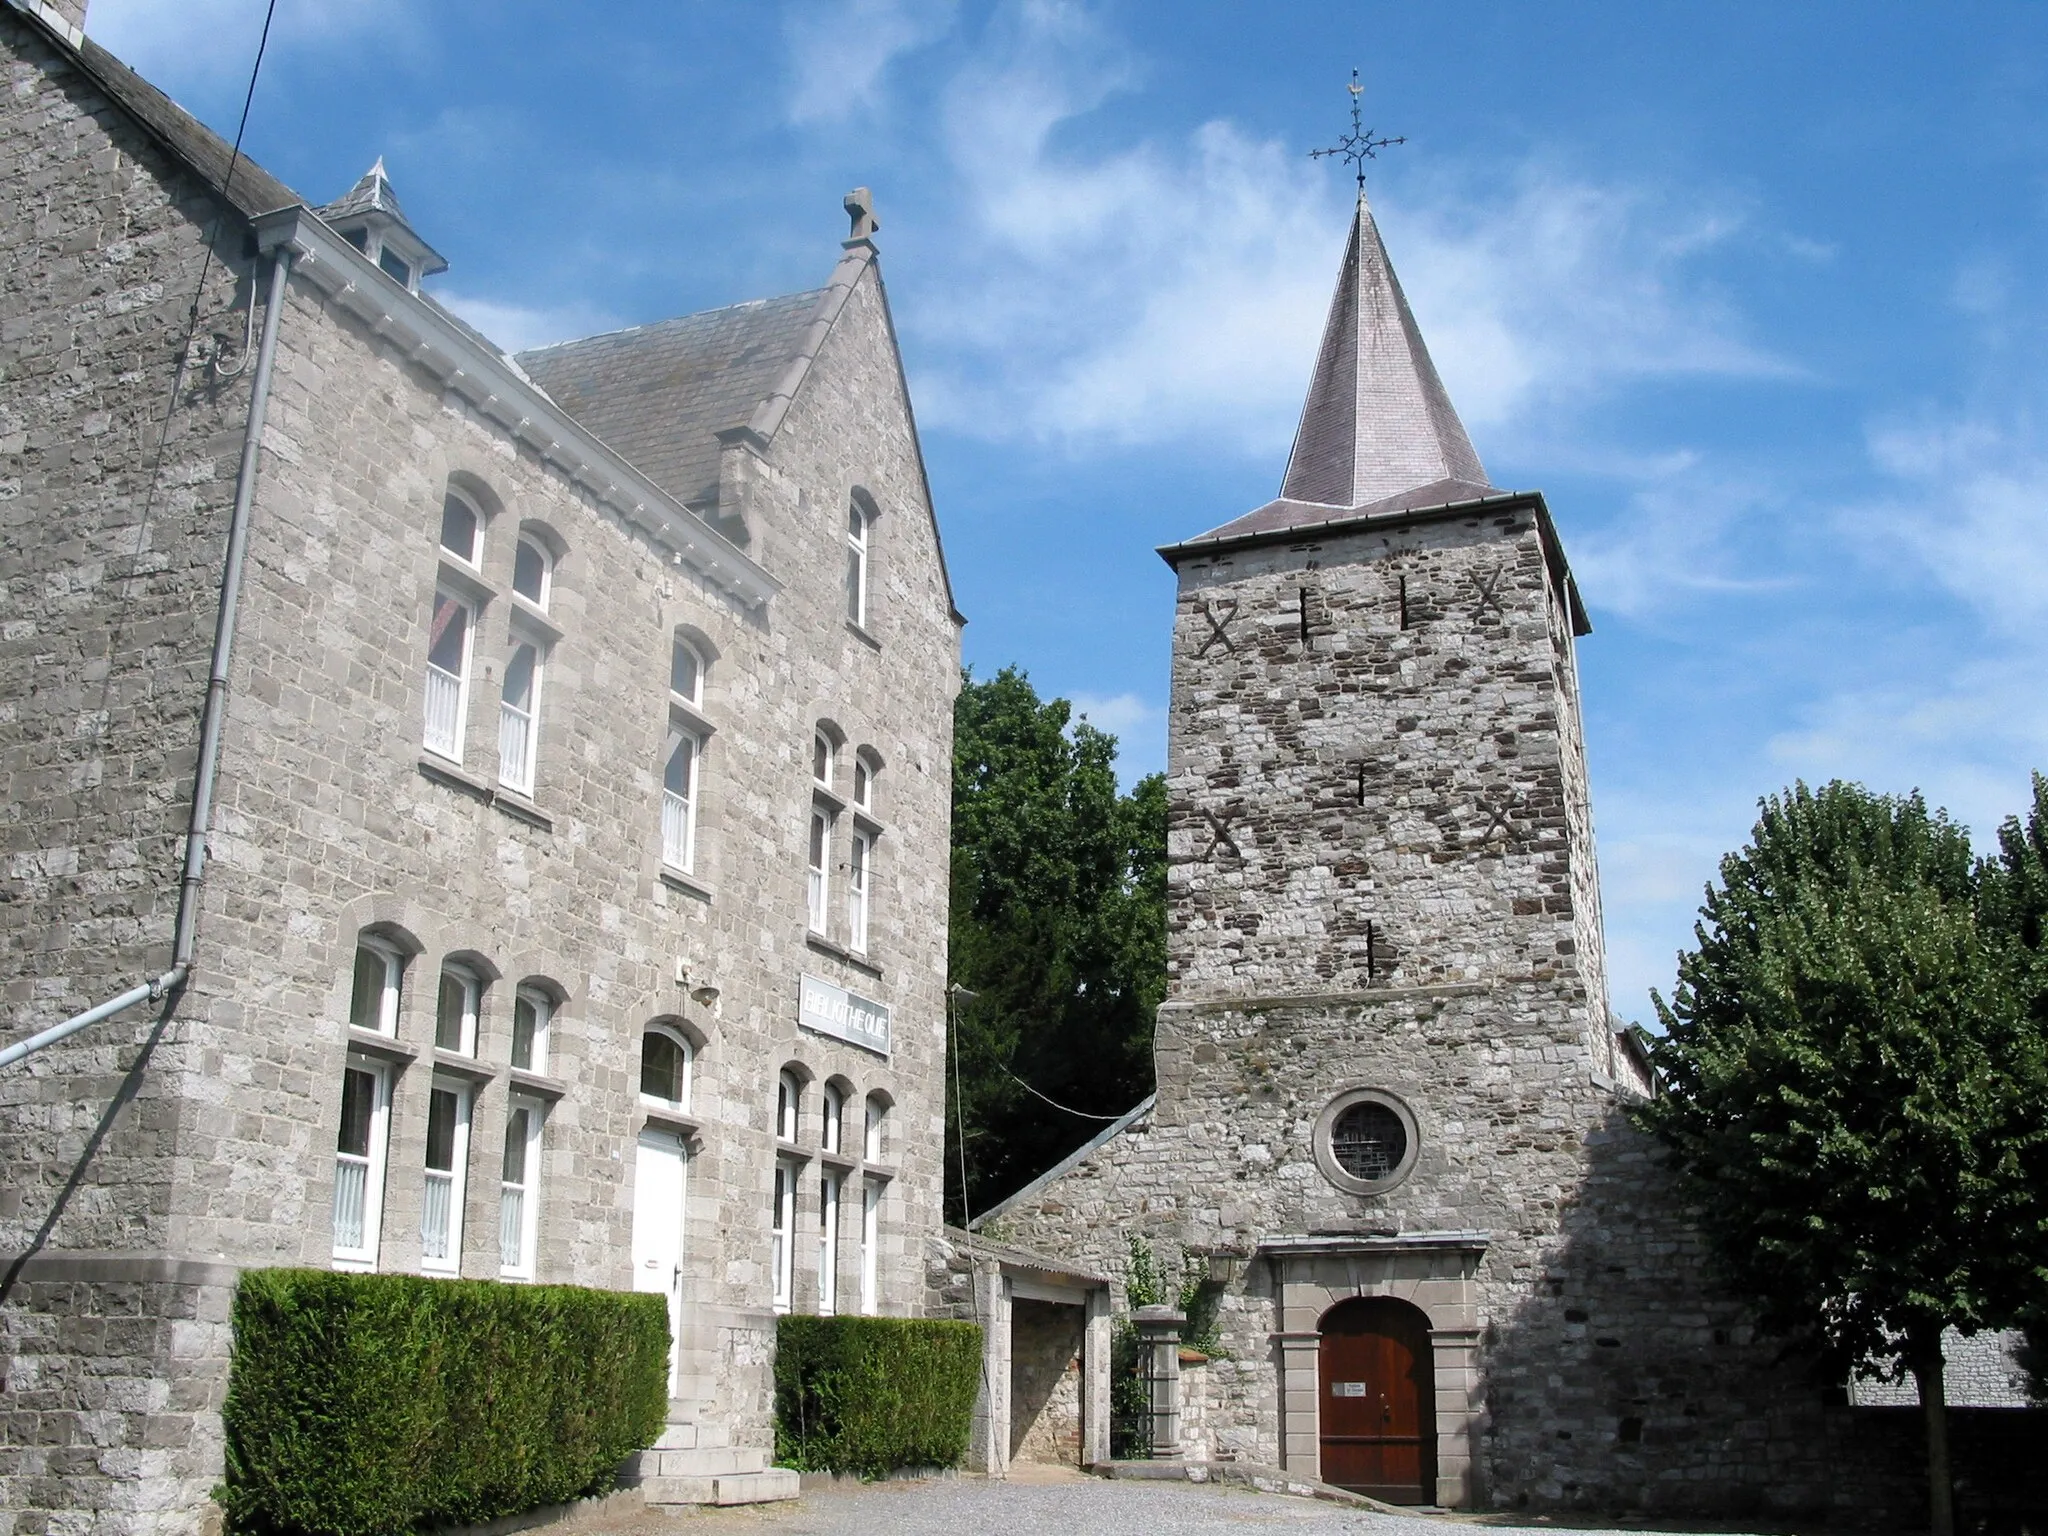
[348, 935, 404, 1036]
[332, 1054, 391, 1268]
[499, 1095, 545, 1279]
[511, 985, 552, 1073]
[670, 636, 704, 709]
[424, 588, 474, 761]
[852, 754, 875, 813]
[858, 1177, 880, 1314]
[813, 731, 835, 788]
[435, 964, 481, 1056]
[512, 535, 551, 609]
[440, 487, 484, 567]
[639, 1027, 694, 1110]
[821, 1083, 844, 1153]
[777, 1069, 803, 1143]
[497, 635, 543, 795]
[420, 1078, 472, 1274]
[845, 499, 870, 627]
[847, 832, 871, 953]
[662, 638, 708, 874]
[863, 1093, 889, 1162]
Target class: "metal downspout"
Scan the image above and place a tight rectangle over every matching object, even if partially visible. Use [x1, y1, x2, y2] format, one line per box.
[0, 250, 293, 1070]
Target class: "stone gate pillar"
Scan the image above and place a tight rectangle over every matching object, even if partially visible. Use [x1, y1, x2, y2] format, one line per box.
[1133, 1305, 1186, 1460]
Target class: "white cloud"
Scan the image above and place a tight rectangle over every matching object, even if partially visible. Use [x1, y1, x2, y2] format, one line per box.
[88, 0, 398, 85]
[1862, 412, 2048, 632]
[897, 3, 1794, 464]
[782, 0, 958, 124]
[435, 291, 625, 358]
[1394, 169, 1797, 437]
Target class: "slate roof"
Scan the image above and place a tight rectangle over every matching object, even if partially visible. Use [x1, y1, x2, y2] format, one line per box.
[318, 157, 406, 223]
[517, 292, 826, 509]
[14, 7, 301, 219]
[1203, 189, 1488, 547]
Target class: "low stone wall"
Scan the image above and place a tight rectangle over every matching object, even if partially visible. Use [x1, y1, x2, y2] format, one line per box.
[1826, 1406, 2048, 1533]
[0, 1257, 239, 1536]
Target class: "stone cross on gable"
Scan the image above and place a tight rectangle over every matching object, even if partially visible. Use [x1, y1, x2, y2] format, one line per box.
[844, 187, 881, 241]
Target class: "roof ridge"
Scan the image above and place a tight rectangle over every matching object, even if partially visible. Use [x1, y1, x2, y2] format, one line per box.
[517, 287, 827, 358]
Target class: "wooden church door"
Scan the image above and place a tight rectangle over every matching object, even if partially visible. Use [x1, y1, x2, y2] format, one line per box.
[1317, 1298, 1436, 1503]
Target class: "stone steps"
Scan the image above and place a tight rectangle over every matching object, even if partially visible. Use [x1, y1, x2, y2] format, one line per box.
[625, 1413, 797, 1508]
[640, 1469, 802, 1506]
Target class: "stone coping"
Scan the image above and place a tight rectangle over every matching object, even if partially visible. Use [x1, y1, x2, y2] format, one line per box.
[0, 1250, 243, 1287]
[1256, 1230, 1491, 1257]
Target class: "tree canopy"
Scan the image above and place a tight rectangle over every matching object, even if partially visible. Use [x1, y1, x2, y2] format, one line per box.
[1640, 779, 2048, 1535]
[944, 666, 1167, 1217]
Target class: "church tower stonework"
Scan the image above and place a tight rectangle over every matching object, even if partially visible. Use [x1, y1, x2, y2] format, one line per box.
[980, 193, 1831, 1514]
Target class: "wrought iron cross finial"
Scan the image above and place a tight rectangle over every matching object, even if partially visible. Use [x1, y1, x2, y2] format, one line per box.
[1309, 69, 1405, 190]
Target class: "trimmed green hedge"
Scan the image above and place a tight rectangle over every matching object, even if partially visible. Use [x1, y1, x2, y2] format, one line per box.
[219, 1268, 669, 1536]
[773, 1315, 982, 1476]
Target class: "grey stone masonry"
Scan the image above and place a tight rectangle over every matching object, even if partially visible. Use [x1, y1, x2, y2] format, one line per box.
[1, 10, 962, 1533]
[985, 492, 1837, 1517]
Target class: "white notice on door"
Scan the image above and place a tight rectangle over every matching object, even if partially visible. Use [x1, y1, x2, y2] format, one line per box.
[1332, 1381, 1369, 1397]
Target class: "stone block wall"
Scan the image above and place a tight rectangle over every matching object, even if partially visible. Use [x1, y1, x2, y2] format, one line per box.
[0, 1261, 236, 1536]
[1, 13, 963, 1529]
[1009, 1298, 1083, 1465]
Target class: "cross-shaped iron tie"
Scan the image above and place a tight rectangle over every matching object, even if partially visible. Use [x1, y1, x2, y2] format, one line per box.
[1470, 566, 1506, 621]
[1193, 598, 1240, 658]
[1205, 811, 1242, 862]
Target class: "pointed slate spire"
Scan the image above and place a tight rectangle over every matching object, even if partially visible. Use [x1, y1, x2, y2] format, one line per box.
[1280, 191, 1488, 508]
[319, 156, 407, 223]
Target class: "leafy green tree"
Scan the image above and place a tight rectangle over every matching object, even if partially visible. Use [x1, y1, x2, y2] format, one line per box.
[1640, 780, 2048, 1536]
[945, 666, 1167, 1217]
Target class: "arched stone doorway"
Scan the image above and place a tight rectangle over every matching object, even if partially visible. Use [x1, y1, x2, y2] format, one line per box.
[1318, 1296, 1437, 1503]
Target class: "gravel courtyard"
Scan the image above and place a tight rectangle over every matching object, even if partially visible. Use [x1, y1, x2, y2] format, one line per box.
[557, 1473, 1794, 1536]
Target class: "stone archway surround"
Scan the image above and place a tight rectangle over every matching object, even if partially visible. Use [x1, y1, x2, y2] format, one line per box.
[1262, 1232, 1489, 1508]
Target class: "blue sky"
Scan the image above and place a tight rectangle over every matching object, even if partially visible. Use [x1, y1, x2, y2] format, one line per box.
[91, 0, 2048, 1023]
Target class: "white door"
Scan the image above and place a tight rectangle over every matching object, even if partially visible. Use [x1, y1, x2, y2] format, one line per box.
[632, 1128, 688, 1395]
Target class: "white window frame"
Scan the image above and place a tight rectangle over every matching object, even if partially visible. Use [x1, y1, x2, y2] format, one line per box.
[846, 501, 869, 628]
[662, 728, 699, 874]
[777, 1069, 802, 1143]
[512, 534, 552, 610]
[511, 986, 551, 1074]
[499, 1095, 544, 1280]
[331, 1054, 391, 1270]
[859, 1177, 880, 1315]
[819, 1172, 840, 1316]
[847, 830, 871, 953]
[853, 755, 873, 813]
[771, 1160, 796, 1314]
[640, 1026, 695, 1111]
[440, 486, 485, 567]
[435, 965, 480, 1056]
[424, 588, 475, 763]
[349, 937, 403, 1036]
[670, 636, 704, 709]
[807, 806, 833, 934]
[864, 1095, 887, 1163]
[420, 1078, 472, 1275]
[498, 631, 544, 796]
[821, 1083, 843, 1154]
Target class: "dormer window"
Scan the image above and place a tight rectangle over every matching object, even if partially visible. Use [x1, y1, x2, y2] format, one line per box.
[317, 158, 448, 299]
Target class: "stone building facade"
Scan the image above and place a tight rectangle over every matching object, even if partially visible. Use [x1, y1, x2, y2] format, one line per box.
[1, 3, 960, 1530]
[980, 189, 1859, 1516]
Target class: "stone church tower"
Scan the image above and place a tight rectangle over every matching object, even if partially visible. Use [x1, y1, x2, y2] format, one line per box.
[981, 190, 1831, 1515]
